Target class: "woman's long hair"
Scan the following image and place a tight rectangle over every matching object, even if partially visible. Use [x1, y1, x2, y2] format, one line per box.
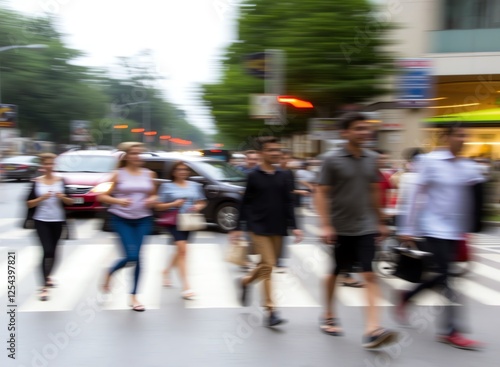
[117, 142, 144, 169]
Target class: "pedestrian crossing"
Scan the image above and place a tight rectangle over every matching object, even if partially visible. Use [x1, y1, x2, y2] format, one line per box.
[1, 241, 500, 313]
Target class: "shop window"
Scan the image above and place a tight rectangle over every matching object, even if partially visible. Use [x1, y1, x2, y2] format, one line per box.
[444, 0, 500, 29]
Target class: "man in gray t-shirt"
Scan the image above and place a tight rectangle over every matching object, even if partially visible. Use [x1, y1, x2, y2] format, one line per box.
[315, 112, 397, 349]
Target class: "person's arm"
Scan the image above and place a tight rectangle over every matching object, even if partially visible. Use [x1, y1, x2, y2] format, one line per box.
[192, 183, 208, 212]
[316, 157, 337, 244]
[155, 183, 185, 211]
[97, 172, 130, 207]
[144, 171, 159, 208]
[230, 172, 255, 241]
[26, 180, 50, 209]
[398, 157, 429, 240]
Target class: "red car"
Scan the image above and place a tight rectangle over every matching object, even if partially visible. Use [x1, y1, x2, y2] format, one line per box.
[54, 150, 122, 212]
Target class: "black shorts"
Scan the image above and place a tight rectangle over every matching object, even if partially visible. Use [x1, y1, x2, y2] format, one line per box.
[168, 226, 191, 242]
[333, 234, 376, 275]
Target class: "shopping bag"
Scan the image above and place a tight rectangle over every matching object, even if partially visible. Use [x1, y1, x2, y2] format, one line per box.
[177, 213, 206, 231]
[455, 239, 470, 262]
[392, 245, 432, 283]
[225, 240, 248, 266]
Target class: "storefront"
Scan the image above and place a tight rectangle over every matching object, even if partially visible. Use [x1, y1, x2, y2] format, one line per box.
[425, 108, 500, 159]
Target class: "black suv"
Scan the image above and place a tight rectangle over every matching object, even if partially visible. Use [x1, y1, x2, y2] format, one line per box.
[141, 153, 246, 232]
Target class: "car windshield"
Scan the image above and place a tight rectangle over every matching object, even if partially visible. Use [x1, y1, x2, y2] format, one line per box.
[196, 161, 246, 182]
[55, 155, 117, 173]
[1, 156, 36, 164]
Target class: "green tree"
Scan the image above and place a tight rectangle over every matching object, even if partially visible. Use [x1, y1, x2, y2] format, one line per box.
[202, 0, 396, 146]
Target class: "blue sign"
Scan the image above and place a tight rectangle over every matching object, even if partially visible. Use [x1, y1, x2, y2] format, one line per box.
[243, 52, 268, 79]
[396, 59, 433, 108]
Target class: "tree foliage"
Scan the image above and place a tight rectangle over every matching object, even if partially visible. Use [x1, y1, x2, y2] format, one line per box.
[0, 4, 206, 148]
[202, 0, 396, 148]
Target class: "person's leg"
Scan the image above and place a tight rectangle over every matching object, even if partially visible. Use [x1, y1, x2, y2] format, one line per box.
[34, 221, 54, 294]
[176, 239, 190, 292]
[244, 234, 275, 310]
[130, 216, 153, 296]
[103, 215, 137, 290]
[276, 236, 287, 269]
[46, 222, 63, 287]
[403, 238, 447, 302]
[356, 234, 381, 334]
[359, 234, 398, 347]
[322, 236, 354, 334]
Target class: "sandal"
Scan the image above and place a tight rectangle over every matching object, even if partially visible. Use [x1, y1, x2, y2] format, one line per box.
[362, 327, 399, 349]
[182, 290, 196, 300]
[341, 280, 365, 288]
[46, 278, 57, 288]
[163, 278, 173, 288]
[319, 317, 344, 336]
[131, 304, 146, 312]
[39, 288, 49, 302]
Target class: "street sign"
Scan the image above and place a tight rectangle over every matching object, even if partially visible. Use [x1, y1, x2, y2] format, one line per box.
[308, 118, 339, 140]
[243, 52, 268, 79]
[396, 58, 433, 108]
[250, 94, 280, 119]
[0, 104, 17, 128]
[70, 120, 91, 142]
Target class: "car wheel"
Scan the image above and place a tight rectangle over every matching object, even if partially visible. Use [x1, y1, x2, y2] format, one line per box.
[215, 203, 239, 232]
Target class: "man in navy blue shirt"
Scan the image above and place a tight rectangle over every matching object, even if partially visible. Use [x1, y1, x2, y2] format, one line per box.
[230, 137, 303, 327]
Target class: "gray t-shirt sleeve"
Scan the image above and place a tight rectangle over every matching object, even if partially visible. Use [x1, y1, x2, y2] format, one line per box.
[318, 156, 337, 186]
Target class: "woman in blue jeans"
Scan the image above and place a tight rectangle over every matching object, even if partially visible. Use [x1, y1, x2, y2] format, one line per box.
[98, 143, 158, 311]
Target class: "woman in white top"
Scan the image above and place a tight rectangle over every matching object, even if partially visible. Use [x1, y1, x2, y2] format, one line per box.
[26, 153, 74, 301]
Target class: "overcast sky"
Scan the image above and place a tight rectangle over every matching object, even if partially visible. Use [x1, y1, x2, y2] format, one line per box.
[6, 0, 241, 134]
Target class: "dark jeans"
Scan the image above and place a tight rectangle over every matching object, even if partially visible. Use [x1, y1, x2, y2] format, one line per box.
[35, 220, 63, 286]
[109, 214, 153, 295]
[403, 237, 463, 336]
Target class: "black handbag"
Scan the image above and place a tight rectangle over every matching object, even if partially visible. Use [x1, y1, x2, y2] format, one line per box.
[392, 245, 432, 283]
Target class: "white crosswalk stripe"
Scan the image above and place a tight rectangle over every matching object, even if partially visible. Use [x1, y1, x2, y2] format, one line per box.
[2, 239, 500, 312]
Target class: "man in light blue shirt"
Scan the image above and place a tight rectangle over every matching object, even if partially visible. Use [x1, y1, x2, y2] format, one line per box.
[397, 125, 485, 350]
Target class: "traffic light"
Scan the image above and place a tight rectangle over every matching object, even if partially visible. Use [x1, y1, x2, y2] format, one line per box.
[277, 96, 313, 108]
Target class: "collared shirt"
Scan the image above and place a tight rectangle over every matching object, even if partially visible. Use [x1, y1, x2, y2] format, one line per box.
[236, 165, 297, 235]
[399, 149, 485, 240]
[318, 146, 380, 236]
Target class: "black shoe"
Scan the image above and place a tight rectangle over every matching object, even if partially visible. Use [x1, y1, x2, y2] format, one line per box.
[238, 277, 250, 306]
[362, 328, 399, 349]
[267, 311, 287, 327]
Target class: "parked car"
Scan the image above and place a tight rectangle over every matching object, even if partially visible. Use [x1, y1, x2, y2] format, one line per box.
[141, 152, 246, 232]
[54, 150, 121, 212]
[0, 155, 41, 181]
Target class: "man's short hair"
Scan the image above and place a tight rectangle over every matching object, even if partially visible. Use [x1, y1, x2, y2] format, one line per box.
[339, 112, 367, 131]
[255, 136, 279, 151]
[244, 150, 258, 157]
[441, 123, 464, 137]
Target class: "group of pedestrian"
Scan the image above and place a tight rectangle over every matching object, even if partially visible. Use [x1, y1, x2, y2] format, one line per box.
[24, 113, 486, 350]
[26, 143, 206, 310]
[228, 113, 485, 351]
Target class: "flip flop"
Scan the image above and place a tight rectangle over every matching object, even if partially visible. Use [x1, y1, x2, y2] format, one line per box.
[319, 317, 344, 336]
[131, 304, 146, 312]
[163, 279, 173, 287]
[182, 290, 196, 300]
[39, 288, 49, 302]
[341, 281, 365, 288]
